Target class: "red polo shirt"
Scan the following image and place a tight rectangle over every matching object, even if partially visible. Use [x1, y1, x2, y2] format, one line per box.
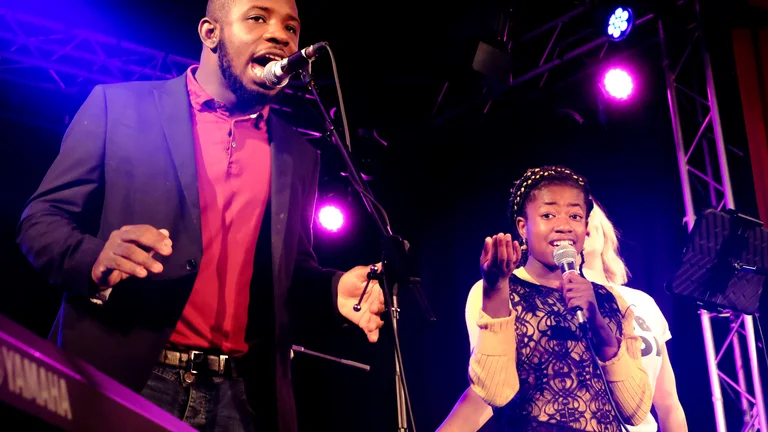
[168, 66, 271, 355]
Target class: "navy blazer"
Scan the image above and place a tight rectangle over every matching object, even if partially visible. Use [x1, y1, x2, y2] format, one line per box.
[16, 73, 341, 431]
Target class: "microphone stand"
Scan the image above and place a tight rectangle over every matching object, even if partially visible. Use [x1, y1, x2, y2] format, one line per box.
[300, 69, 414, 432]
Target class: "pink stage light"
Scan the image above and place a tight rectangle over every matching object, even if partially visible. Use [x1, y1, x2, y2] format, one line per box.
[318, 205, 344, 231]
[603, 68, 633, 100]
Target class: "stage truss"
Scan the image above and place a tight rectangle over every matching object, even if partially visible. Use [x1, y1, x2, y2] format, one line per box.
[430, 1, 767, 431]
[0, 8, 322, 138]
[659, 1, 767, 430]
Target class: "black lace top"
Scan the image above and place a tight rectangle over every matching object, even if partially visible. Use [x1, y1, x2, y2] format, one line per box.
[492, 274, 626, 432]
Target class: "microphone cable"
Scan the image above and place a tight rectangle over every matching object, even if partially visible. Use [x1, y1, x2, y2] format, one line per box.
[577, 316, 632, 432]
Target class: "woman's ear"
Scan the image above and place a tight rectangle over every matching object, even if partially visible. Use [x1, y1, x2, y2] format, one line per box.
[516, 216, 526, 243]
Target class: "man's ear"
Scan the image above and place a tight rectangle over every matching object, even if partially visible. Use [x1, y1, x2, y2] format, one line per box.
[199, 17, 219, 50]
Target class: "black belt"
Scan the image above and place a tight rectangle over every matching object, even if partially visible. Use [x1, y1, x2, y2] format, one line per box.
[159, 349, 234, 376]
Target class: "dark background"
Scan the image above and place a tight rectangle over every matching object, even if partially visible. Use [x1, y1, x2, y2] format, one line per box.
[1, 0, 767, 431]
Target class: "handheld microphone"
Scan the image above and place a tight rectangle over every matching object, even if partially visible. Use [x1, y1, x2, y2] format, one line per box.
[553, 243, 587, 326]
[554, 247, 629, 432]
[263, 41, 328, 88]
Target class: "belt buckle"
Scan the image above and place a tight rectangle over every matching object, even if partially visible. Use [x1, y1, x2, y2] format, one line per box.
[183, 350, 204, 383]
[217, 355, 229, 375]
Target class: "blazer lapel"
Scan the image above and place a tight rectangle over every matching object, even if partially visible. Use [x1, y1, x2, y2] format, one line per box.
[268, 115, 293, 280]
[153, 75, 202, 245]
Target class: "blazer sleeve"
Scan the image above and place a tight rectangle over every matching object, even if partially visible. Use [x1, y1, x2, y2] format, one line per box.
[289, 147, 344, 321]
[16, 85, 107, 299]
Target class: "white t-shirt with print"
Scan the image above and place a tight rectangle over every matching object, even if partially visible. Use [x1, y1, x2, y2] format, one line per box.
[614, 285, 671, 432]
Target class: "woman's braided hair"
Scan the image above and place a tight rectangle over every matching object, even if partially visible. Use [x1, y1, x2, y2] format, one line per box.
[508, 165, 594, 269]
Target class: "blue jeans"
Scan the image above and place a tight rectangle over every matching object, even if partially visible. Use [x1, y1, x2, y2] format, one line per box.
[140, 365, 257, 432]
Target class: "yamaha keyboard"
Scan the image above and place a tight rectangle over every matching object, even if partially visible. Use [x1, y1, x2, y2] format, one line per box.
[0, 314, 195, 431]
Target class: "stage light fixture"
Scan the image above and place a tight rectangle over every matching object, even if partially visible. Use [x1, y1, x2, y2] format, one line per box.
[607, 7, 633, 41]
[318, 205, 344, 232]
[602, 68, 634, 100]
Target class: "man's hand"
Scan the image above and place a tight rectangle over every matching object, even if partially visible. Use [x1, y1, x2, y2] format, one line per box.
[91, 225, 173, 289]
[337, 263, 386, 343]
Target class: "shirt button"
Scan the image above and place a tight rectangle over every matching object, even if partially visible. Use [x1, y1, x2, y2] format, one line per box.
[232, 142, 236, 147]
[185, 260, 197, 271]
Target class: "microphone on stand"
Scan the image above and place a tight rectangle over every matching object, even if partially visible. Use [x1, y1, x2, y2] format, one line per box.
[553, 243, 587, 328]
[263, 41, 328, 88]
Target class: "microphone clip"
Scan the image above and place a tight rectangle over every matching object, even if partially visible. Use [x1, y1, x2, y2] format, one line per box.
[353, 265, 382, 312]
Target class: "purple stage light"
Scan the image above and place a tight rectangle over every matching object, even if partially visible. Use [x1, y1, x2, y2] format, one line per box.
[603, 68, 633, 100]
[318, 205, 344, 231]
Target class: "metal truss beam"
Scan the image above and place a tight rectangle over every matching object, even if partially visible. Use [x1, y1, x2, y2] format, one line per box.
[0, 9, 321, 138]
[659, 0, 767, 430]
[0, 9, 197, 90]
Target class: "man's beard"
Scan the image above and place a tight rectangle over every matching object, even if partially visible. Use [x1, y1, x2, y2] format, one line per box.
[218, 37, 267, 112]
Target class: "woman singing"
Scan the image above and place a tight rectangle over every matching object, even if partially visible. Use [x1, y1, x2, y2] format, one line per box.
[467, 166, 652, 431]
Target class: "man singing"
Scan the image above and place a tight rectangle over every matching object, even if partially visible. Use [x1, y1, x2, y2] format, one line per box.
[16, 0, 385, 431]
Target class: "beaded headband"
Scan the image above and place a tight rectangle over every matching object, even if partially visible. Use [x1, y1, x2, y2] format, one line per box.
[509, 166, 590, 219]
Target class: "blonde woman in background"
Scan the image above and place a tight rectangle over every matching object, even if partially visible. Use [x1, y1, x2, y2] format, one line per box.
[438, 201, 687, 432]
